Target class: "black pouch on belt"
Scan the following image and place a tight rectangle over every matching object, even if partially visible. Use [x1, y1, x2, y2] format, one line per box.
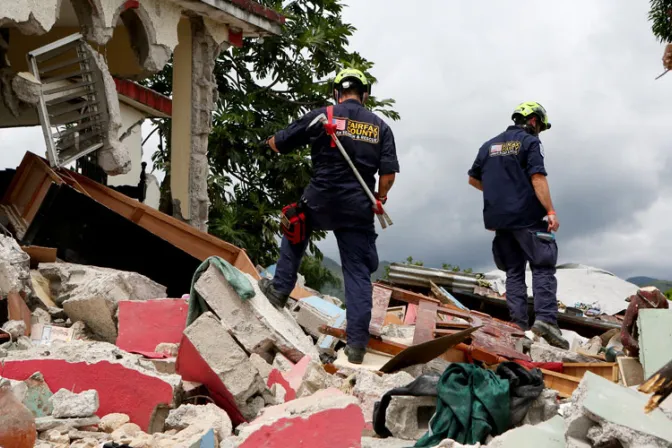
[281, 201, 307, 245]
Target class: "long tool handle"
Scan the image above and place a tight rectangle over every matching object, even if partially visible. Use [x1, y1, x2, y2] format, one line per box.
[327, 133, 393, 229]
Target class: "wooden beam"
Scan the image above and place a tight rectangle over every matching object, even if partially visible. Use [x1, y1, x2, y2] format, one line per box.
[638, 358, 672, 413]
[541, 369, 581, 398]
[562, 362, 619, 383]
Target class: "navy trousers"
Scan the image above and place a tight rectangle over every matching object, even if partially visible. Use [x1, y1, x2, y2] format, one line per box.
[273, 208, 379, 348]
[492, 223, 558, 330]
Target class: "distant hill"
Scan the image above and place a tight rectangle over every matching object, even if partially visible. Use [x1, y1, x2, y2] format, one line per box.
[627, 276, 672, 292]
[318, 256, 391, 299]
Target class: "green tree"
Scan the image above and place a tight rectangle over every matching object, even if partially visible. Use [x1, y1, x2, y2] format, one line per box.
[649, 0, 672, 42]
[144, 0, 399, 273]
[299, 252, 341, 292]
[666, 289, 672, 300]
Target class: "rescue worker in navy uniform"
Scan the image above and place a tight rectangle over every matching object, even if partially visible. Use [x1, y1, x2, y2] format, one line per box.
[468, 102, 569, 349]
[260, 68, 399, 364]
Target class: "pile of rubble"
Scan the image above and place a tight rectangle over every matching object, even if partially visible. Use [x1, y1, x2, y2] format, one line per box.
[1, 236, 671, 448]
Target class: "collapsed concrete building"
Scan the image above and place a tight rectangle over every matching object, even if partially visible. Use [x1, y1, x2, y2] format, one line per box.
[0, 0, 283, 230]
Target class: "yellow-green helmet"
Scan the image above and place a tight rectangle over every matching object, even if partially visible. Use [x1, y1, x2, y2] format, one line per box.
[334, 68, 371, 95]
[512, 101, 551, 131]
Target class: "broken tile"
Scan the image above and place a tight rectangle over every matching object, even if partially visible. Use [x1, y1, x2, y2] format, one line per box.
[294, 296, 346, 338]
[22, 371, 53, 417]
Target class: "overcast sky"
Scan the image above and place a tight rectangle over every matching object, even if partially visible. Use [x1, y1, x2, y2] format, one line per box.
[0, 1, 669, 280]
[315, 0, 672, 280]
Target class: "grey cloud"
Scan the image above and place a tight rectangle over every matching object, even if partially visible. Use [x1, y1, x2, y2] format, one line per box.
[315, 0, 672, 280]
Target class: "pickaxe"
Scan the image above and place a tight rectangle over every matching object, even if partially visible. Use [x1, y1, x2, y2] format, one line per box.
[309, 113, 393, 229]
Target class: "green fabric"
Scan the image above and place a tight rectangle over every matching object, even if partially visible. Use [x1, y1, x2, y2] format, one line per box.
[414, 363, 510, 447]
[185, 256, 256, 326]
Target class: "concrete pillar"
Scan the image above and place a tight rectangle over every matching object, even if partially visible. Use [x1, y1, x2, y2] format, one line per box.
[170, 17, 230, 232]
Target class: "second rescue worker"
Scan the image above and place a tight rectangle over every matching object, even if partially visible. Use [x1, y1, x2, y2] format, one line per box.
[260, 68, 400, 364]
[468, 102, 569, 349]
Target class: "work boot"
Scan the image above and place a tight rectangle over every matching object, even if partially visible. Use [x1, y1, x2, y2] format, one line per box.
[258, 278, 289, 310]
[531, 320, 570, 350]
[345, 345, 366, 365]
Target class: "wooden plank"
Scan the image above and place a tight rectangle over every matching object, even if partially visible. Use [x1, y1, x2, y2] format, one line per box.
[375, 283, 441, 306]
[563, 362, 619, 383]
[21, 245, 57, 268]
[430, 281, 469, 311]
[413, 301, 438, 345]
[638, 358, 672, 413]
[541, 369, 582, 398]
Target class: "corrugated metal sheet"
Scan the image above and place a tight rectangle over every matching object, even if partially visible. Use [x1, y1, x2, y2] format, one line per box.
[388, 263, 487, 292]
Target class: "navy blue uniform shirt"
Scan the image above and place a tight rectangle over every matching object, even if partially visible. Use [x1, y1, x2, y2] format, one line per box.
[468, 125, 547, 230]
[274, 99, 399, 230]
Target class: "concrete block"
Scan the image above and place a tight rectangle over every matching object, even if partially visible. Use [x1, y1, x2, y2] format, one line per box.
[2, 341, 181, 431]
[116, 299, 188, 353]
[294, 296, 345, 338]
[272, 353, 294, 372]
[353, 370, 415, 424]
[386, 395, 437, 440]
[165, 403, 232, 441]
[0, 235, 32, 297]
[50, 389, 99, 418]
[35, 416, 101, 432]
[249, 353, 273, 382]
[99, 413, 130, 433]
[194, 265, 276, 355]
[38, 263, 166, 343]
[530, 343, 599, 363]
[234, 388, 365, 448]
[637, 309, 672, 379]
[521, 389, 559, 426]
[295, 359, 341, 398]
[176, 312, 266, 425]
[196, 268, 319, 363]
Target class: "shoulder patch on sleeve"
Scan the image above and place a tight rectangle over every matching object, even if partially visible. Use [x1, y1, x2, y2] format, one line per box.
[539, 143, 545, 157]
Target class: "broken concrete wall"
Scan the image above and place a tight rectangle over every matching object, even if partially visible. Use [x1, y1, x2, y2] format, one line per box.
[0, 235, 32, 297]
[1, 341, 182, 431]
[178, 312, 267, 421]
[386, 395, 437, 440]
[38, 263, 166, 342]
[563, 372, 672, 448]
[353, 370, 415, 424]
[194, 265, 318, 363]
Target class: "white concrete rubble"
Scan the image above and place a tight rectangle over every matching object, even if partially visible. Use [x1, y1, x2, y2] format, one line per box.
[165, 403, 233, 441]
[35, 415, 101, 431]
[12, 71, 41, 104]
[361, 436, 418, 448]
[386, 395, 437, 440]
[2, 319, 26, 340]
[50, 388, 99, 418]
[0, 235, 32, 296]
[249, 353, 273, 382]
[183, 312, 266, 420]
[38, 263, 166, 342]
[99, 413, 130, 433]
[155, 342, 179, 357]
[522, 389, 559, 426]
[353, 370, 415, 424]
[530, 343, 599, 363]
[296, 359, 342, 398]
[272, 352, 294, 372]
[194, 266, 318, 363]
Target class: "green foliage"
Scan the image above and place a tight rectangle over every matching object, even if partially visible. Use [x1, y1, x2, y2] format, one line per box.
[649, 0, 672, 42]
[299, 253, 342, 292]
[143, 0, 399, 268]
[666, 289, 672, 300]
